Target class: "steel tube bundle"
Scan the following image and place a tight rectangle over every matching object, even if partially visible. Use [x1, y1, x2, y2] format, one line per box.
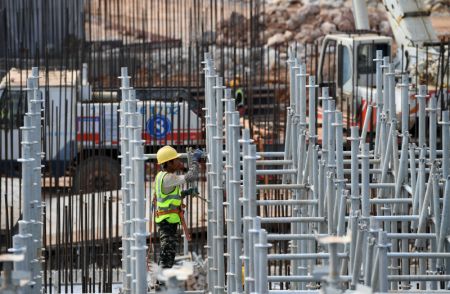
[10, 68, 43, 293]
[118, 69, 148, 293]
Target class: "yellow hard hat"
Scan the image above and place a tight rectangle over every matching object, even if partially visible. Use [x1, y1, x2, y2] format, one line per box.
[156, 145, 181, 164]
[229, 78, 240, 88]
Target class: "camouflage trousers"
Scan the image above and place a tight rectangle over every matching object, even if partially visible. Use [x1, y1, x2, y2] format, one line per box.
[157, 220, 179, 268]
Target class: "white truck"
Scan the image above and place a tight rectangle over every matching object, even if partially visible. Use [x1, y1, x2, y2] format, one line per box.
[0, 65, 202, 192]
[317, 0, 447, 131]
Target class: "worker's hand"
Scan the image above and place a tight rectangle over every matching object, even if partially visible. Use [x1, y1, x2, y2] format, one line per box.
[181, 187, 199, 197]
[192, 149, 204, 162]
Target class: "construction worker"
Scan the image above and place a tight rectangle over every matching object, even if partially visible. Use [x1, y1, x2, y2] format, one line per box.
[154, 145, 203, 271]
[235, 87, 246, 115]
[229, 78, 246, 116]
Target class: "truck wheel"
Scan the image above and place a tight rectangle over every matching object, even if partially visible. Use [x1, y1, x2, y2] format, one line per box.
[72, 156, 120, 193]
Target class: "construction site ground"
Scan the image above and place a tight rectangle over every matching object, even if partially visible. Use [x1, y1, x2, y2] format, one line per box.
[1, 178, 208, 244]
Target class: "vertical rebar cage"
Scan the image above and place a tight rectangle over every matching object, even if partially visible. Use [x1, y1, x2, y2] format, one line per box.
[1, 0, 450, 293]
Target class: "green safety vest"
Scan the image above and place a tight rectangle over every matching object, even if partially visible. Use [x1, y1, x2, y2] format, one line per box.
[155, 171, 182, 224]
[235, 88, 245, 105]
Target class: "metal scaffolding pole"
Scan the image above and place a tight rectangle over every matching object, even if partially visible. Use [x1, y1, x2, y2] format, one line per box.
[119, 67, 132, 294]
[200, 51, 450, 293]
[10, 68, 43, 294]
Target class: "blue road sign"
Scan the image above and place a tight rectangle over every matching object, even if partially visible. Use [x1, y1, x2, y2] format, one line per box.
[146, 114, 172, 139]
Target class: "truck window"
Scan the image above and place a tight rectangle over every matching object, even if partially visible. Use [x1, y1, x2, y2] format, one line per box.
[319, 38, 338, 97]
[320, 39, 337, 85]
[0, 90, 27, 129]
[338, 45, 352, 87]
[357, 43, 390, 75]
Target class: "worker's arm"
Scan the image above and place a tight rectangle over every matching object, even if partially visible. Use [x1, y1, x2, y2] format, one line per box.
[161, 149, 203, 194]
[184, 159, 200, 183]
[183, 148, 202, 184]
[161, 159, 200, 194]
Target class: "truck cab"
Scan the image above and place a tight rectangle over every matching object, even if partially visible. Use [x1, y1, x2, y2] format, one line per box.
[0, 67, 202, 193]
[0, 69, 78, 178]
[318, 33, 392, 129]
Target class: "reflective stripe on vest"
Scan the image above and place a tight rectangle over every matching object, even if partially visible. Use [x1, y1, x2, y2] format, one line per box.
[155, 171, 182, 223]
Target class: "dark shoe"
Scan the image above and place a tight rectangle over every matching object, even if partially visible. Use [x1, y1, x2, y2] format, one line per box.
[155, 280, 166, 292]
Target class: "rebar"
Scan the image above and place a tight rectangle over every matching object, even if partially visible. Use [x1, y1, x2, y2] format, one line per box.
[2, 3, 449, 291]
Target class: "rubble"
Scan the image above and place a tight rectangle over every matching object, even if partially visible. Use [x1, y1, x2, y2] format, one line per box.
[266, 32, 287, 47]
[261, 1, 391, 46]
[216, 11, 252, 46]
[216, 0, 449, 49]
[425, 0, 450, 13]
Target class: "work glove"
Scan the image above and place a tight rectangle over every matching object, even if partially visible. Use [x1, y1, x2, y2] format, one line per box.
[181, 187, 199, 197]
[192, 149, 204, 162]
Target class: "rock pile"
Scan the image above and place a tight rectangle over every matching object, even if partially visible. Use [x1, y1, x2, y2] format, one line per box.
[424, 0, 450, 13]
[216, 11, 252, 47]
[216, 0, 449, 48]
[263, 1, 393, 47]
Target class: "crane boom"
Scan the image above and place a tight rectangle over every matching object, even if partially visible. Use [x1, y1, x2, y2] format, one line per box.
[383, 0, 438, 47]
[351, 0, 438, 47]
[352, 0, 370, 30]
